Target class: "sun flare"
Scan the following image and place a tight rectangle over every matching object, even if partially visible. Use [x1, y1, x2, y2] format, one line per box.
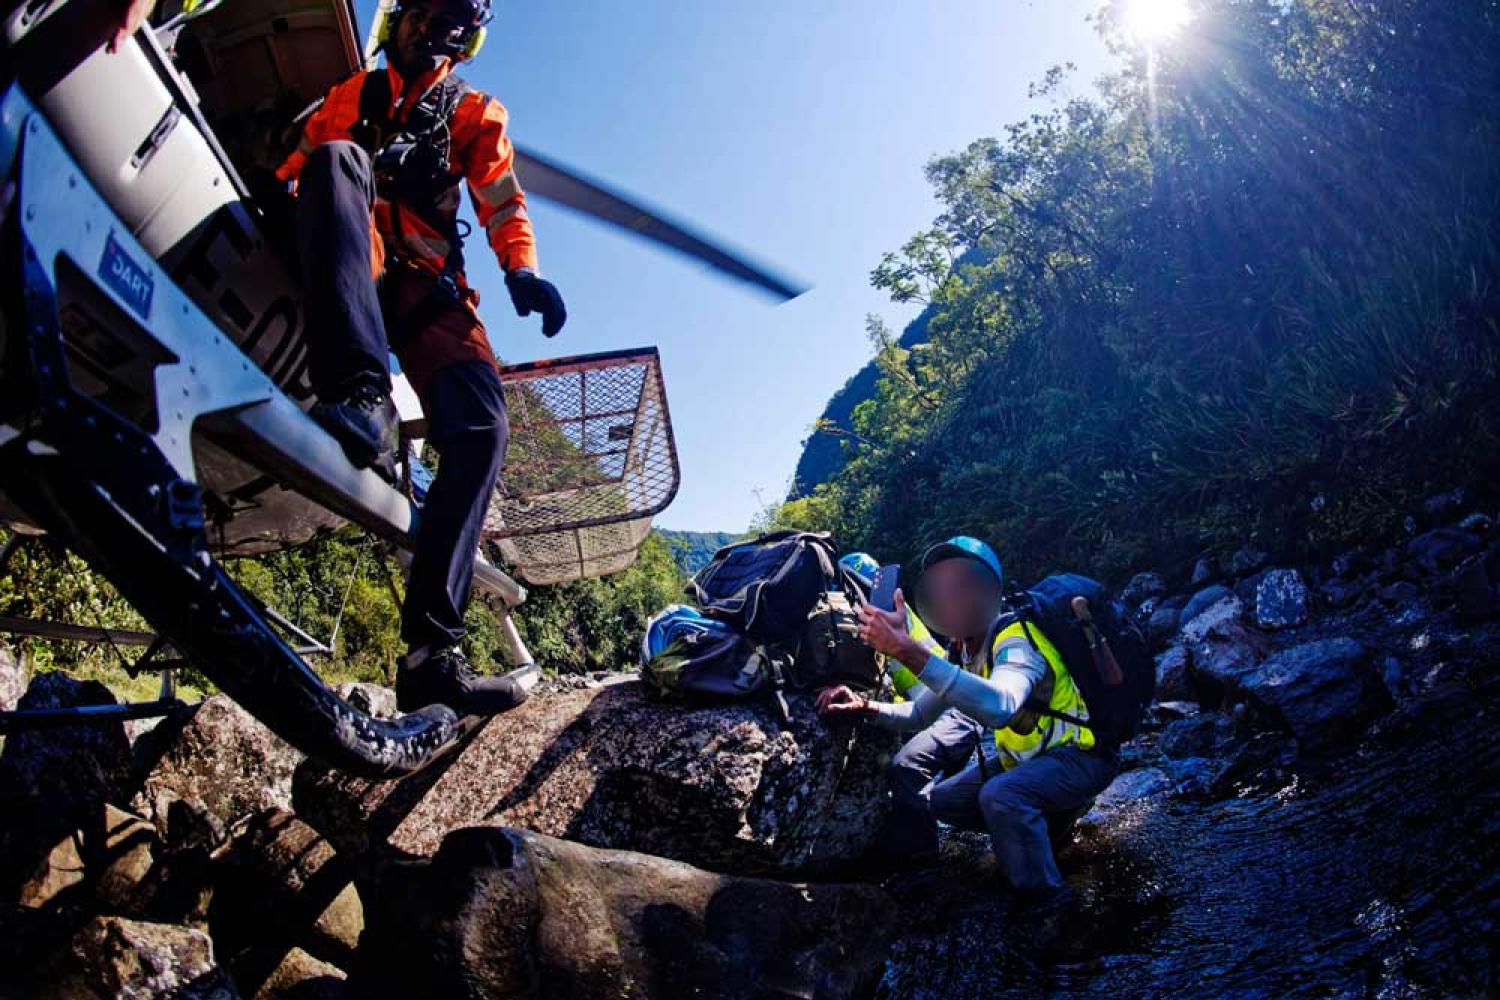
[1123, 0, 1193, 45]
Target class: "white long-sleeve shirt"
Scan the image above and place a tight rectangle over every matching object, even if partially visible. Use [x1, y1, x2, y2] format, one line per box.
[869, 635, 1048, 733]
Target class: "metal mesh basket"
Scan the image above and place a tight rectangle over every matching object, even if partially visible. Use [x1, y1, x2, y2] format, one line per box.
[485, 347, 679, 585]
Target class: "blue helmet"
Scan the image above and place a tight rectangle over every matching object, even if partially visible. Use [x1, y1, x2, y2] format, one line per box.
[919, 535, 1003, 587]
[838, 552, 880, 586]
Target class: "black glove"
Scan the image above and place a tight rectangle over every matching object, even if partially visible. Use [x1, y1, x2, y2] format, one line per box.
[505, 269, 567, 337]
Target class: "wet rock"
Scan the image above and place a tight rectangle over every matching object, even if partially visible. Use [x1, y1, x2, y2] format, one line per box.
[28, 915, 238, 999]
[0, 642, 25, 712]
[1255, 568, 1309, 630]
[1226, 544, 1267, 577]
[353, 825, 897, 1000]
[1405, 528, 1482, 577]
[254, 948, 346, 1000]
[1079, 767, 1172, 827]
[1225, 638, 1390, 753]
[134, 696, 304, 845]
[1146, 605, 1180, 647]
[1179, 584, 1236, 633]
[1159, 714, 1236, 760]
[1155, 645, 1192, 701]
[295, 678, 897, 876]
[1121, 571, 1167, 608]
[1190, 557, 1215, 586]
[1203, 731, 1295, 799]
[210, 808, 362, 982]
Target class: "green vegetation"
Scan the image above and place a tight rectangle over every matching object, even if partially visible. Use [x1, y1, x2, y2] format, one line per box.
[784, 0, 1500, 584]
[0, 525, 686, 700]
[656, 529, 745, 576]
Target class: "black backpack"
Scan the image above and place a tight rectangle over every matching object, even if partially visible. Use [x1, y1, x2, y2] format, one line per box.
[686, 531, 838, 644]
[787, 589, 883, 693]
[641, 629, 781, 701]
[984, 573, 1154, 749]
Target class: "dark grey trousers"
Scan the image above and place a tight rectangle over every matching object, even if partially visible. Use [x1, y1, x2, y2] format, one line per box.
[296, 141, 508, 655]
[887, 712, 1120, 892]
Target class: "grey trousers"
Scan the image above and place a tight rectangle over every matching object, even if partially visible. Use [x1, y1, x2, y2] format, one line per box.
[888, 713, 1119, 893]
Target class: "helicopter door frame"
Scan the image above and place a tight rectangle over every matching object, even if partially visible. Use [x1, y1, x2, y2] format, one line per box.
[4, 87, 529, 615]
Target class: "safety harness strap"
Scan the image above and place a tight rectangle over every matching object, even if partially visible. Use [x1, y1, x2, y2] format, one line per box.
[354, 69, 475, 352]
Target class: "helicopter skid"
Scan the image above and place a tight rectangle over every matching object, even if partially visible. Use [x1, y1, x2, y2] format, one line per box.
[0, 89, 531, 774]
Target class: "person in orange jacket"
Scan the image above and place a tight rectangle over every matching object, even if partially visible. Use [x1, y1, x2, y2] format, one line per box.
[277, 0, 565, 716]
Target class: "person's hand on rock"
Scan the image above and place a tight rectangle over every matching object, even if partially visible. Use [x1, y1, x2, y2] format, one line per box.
[816, 684, 871, 716]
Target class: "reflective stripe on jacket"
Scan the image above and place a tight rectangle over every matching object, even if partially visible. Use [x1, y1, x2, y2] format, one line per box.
[277, 62, 539, 278]
[891, 607, 945, 699]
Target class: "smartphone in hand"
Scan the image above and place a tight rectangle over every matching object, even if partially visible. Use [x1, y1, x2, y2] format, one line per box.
[869, 564, 900, 612]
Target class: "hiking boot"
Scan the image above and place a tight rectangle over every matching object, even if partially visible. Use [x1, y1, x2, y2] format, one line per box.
[396, 645, 529, 717]
[311, 376, 398, 483]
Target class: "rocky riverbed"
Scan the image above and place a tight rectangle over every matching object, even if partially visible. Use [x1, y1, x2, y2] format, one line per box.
[1, 499, 1496, 998]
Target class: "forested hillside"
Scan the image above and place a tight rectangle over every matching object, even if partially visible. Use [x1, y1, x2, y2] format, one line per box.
[657, 529, 745, 576]
[775, 0, 1500, 585]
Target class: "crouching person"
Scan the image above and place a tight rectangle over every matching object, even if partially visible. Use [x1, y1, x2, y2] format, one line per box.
[818, 536, 1119, 912]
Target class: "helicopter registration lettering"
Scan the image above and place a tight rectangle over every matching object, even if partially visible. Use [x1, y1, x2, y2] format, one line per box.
[98, 230, 154, 322]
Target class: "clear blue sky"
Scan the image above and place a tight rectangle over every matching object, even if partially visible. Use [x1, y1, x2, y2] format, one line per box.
[362, 0, 1115, 531]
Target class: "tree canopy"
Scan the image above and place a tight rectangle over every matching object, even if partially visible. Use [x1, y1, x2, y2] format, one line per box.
[785, 0, 1500, 584]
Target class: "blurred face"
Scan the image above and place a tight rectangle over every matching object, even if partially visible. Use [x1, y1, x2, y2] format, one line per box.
[916, 557, 1003, 641]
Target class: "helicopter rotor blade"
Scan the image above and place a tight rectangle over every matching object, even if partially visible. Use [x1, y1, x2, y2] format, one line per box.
[513, 145, 808, 302]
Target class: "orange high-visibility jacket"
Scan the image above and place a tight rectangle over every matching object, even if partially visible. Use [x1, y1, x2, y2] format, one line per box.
[277, 61, 539, 280]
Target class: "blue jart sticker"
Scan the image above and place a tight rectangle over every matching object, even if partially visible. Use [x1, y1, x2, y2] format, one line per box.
[98, 229, 154, 321]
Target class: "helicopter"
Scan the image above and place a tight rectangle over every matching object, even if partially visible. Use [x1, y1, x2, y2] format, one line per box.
[0, 0, 804, 775]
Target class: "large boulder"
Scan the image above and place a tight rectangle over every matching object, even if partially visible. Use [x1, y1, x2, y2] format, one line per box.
[18, 804, 158, 915]
[254, 948, 346, 1000]
[294, 678, 896, 876]
[209, 808, 362, 990]
[1255, 568, 1309, 630]
[1154, 645, 1192, 702]
[26, 915, 238, 999]
[1120, 571, 1167, 608]
[1145, 605, 1181, 648]
[1179, 585, 1238, 636]
[0, 672, 136, 900]
[353, 825, 897, 1000]
[1405, 528, 1482, 578]
[1185, 618, 1271, 709]
[1223, 638, 1391, 753]
[0, 671, 134, 811]
[134, 696, 304, 845]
